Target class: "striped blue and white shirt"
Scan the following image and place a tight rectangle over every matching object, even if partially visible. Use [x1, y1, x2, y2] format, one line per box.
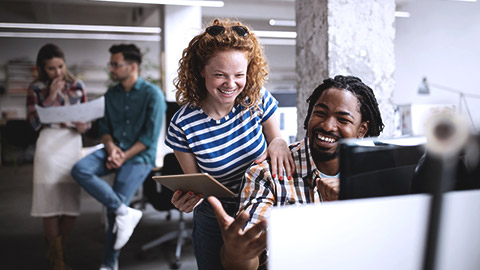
[165, 88, 278, 194]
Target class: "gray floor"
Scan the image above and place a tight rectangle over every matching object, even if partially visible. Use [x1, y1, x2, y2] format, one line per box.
[0, 163, 198, 270]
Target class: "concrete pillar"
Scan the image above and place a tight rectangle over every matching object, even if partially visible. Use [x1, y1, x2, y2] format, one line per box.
[163, 6, 201, 102]
[296, 0, 396, 139]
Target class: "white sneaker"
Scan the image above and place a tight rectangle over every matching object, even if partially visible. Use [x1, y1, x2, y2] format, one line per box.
[99, 263, 118, 270]
[113, 206, 143, 250]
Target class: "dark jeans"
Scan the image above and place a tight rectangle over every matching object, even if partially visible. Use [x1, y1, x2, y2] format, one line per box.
[192, 199, 238, 270]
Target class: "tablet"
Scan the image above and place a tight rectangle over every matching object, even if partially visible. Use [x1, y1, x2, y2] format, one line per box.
[152, 173, 236, 198]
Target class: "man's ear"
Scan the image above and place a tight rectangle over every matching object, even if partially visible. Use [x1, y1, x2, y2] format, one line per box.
[131, 62, 139, 73]
[357, 121, 369, 138]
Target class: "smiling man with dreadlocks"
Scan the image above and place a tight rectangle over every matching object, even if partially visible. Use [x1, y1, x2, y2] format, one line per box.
[209, 75, 385, 270]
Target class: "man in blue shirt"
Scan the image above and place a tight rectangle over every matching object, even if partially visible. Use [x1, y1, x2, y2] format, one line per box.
[71, 44, 166, 270]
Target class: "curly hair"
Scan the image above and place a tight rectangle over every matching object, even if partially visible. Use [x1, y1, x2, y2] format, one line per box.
[174, 18, 268, 109]
[303, 75, 385, 137]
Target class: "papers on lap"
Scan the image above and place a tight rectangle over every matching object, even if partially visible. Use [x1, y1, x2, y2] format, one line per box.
[36, 96, 104, 123]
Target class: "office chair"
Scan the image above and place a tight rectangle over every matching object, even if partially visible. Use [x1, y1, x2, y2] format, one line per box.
[140, 152, 192, 269]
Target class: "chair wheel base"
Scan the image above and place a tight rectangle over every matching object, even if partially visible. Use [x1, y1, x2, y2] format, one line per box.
[170, 260, 181, 269]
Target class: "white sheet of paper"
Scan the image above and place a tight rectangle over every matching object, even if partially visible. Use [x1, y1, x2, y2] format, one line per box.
[36, 96, 105, 123]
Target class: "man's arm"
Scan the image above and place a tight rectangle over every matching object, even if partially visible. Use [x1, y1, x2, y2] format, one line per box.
[123, 141, 147, 161]
[239, 162, 278, 229]
[214, 161, 278, 269]
[101, 134, 124, 169]
[102, 132, 147, 169]
[101, 134, 116, 154]
[109, 86, 166, 169]
[316, 176, 339, 201]
[209, 196, 266, 270]
[137, 88, 166, 153]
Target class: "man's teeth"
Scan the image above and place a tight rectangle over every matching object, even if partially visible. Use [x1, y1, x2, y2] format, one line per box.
[219, 89, 234, 94]
[317, 134, 336, 143]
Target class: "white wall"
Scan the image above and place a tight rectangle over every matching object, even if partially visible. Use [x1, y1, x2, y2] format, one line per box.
[394, 0, 480, 132]
[163, 5, 201, 102]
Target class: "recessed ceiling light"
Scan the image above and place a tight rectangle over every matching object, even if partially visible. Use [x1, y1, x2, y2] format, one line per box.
[0, 22, 161, 33]
[395, 11, 411, 18]
[254, 30, 296, 39]
[89, 0, 224, 7]
[269, 19, 296, 27]
[0, 32, 160, 41]
[447, 0, 477, 2]
[259, 38, 295, 46]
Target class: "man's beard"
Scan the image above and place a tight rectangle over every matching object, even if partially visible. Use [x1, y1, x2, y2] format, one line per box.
[309, 137, 338, 162]
[110, 73, 127, 82]
[311, 147, 338, 162]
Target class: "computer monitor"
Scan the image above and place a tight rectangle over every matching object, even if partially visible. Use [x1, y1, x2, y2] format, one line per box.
[339, 137, 426, 200]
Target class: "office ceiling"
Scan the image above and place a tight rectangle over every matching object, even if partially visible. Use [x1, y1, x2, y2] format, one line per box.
[0, 0, 294, 27]
[0, 0, 408, 29]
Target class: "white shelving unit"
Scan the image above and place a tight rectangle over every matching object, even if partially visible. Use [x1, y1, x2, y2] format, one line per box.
[6, 61, 35, 96]
[0, 62, 34, 120]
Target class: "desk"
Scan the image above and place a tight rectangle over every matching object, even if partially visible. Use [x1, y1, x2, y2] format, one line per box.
[268, 189, 480, 270]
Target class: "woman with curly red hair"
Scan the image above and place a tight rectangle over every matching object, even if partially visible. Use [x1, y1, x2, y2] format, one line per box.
[165, 18, 294, 269]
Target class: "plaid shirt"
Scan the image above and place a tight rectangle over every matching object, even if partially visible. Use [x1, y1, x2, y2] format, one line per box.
[26, 79, 87, 131]
[239, 137, 338, 231]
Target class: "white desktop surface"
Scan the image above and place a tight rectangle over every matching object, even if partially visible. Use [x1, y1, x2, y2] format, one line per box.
[268, 189, 480, 270]
[436, 189, 480, 269]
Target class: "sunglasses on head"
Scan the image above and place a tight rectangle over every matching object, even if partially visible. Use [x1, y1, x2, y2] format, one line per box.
[205, 25, 249, 37]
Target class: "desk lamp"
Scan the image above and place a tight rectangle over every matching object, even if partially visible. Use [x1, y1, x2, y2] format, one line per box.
[418, 77, 480, 131]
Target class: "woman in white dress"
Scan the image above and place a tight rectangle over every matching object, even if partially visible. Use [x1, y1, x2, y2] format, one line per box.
[27, 43, 90, 270]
